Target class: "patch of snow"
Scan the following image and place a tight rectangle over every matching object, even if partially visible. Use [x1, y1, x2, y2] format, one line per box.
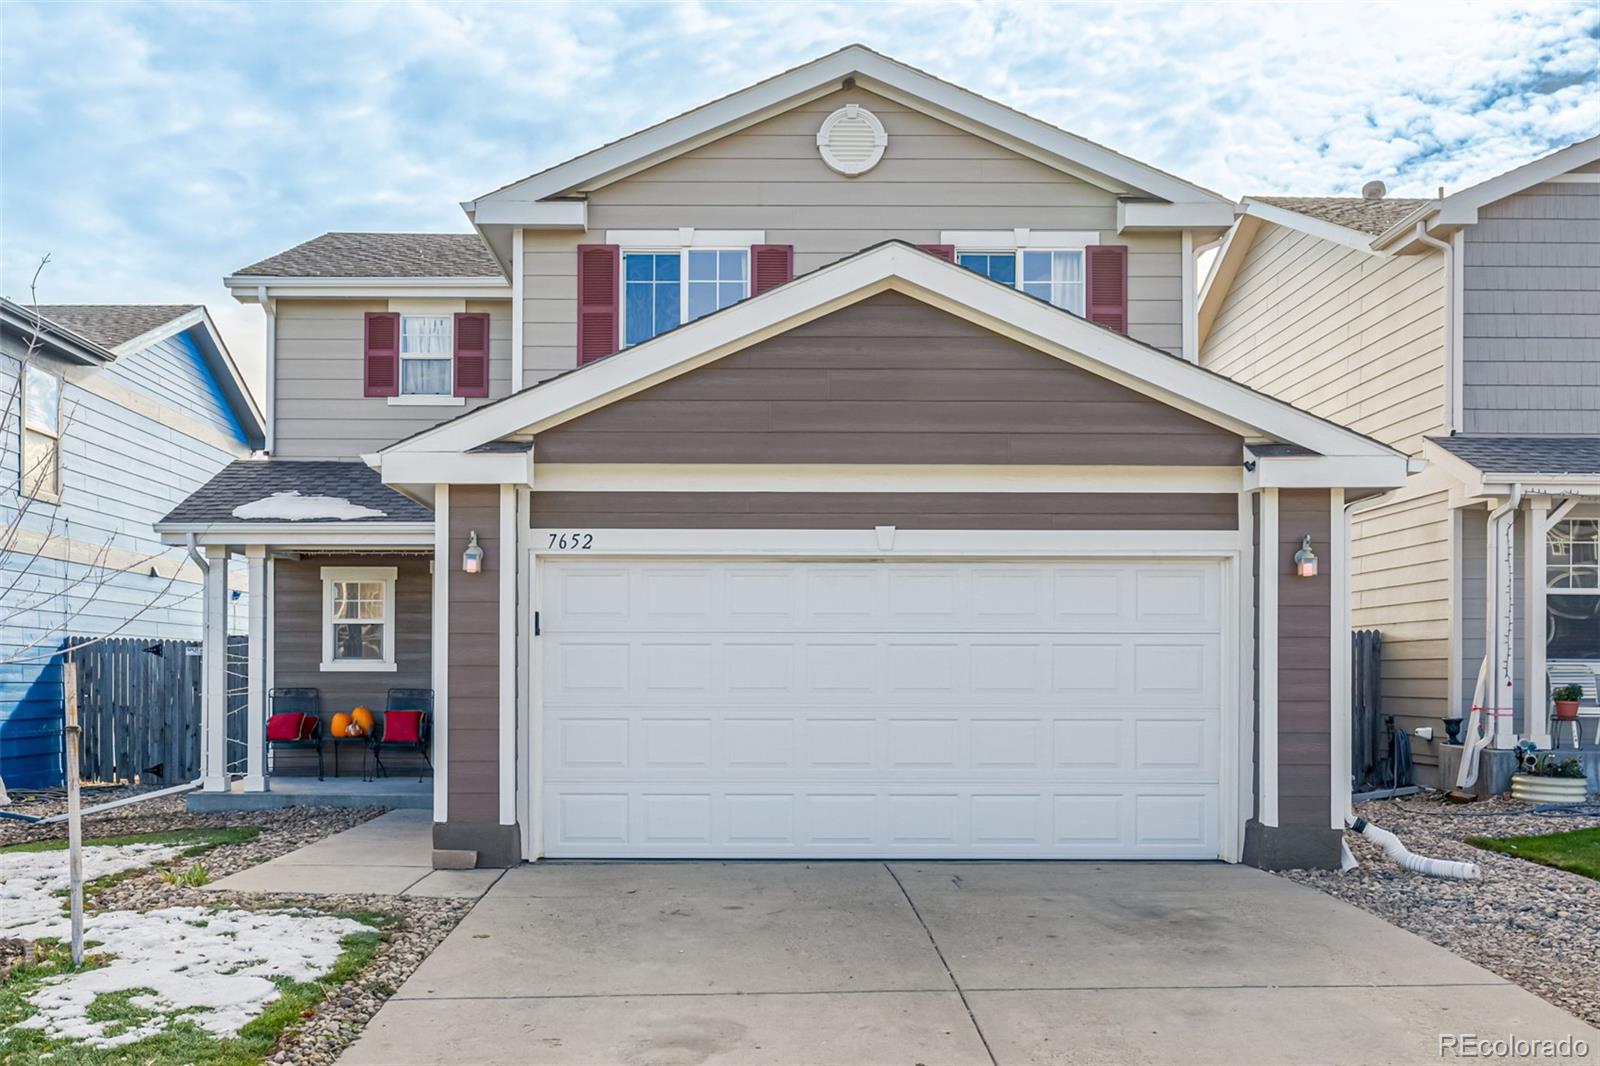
[2, 844, 364, 1048]
[230, 491, 385, 521]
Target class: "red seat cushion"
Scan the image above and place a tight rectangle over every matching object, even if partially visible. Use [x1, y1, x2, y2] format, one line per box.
[267, 712, 307, 742]
[384, 710, 424, 744]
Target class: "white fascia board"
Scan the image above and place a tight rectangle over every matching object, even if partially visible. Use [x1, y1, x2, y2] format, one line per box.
[1239, 199, 1385, 255]
[465, 198, 587, 229]
[226, 276, 510, 303]
[531, 463, 1243, 495]
[1116, 200, 1238, 233]
[108, 307, 208, 358]
[531, 526, 1244, 558]
[379, 449, 533, 487]
[382, 243, 1400, 462]
[1244, 454, 1412, 491]
[473, 45, 1230, 209]
[156, 522, 434, 548]
[1416, 441, 1600, 499]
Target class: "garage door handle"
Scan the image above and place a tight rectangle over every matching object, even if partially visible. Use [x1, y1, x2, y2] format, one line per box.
[534, 611, 541, 637]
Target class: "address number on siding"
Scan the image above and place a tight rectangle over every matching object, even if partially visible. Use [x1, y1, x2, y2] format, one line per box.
[546, 532, 594, 550]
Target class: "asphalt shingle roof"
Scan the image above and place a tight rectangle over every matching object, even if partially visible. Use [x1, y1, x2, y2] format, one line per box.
[1429, 436, 1600, 476]
[33, 305, 198, 349]
[160, 461, 433, 526]
[1252, 196, 1430, 236]
[234, 233, 502, 279]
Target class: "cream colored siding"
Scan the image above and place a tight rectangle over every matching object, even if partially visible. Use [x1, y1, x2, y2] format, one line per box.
[272, 298, 513, 459]
[522, 87, 1184, 383]
[1201, 220, 1450, 773]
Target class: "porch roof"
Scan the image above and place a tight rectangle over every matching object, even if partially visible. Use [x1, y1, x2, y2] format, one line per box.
[157, 459, 433, 531]
[1427, 436, 1600, 478]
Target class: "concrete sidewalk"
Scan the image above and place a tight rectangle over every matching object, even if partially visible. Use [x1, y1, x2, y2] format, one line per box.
[339, 861, 1599, 1065]
[206, 809, 502, 899]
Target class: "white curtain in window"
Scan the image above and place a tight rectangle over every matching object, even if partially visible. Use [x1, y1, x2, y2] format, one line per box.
[402, 316, 452, 355]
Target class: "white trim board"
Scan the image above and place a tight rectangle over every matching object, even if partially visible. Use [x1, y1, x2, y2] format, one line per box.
[379, 242, 1406, 471]
[528, 463, 1243, 494]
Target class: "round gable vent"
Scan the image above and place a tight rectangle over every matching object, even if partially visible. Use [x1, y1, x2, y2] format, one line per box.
[817, 104, 887, 176]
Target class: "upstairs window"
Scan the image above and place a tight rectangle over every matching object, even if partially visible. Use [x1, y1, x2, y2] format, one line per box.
[957, 252, 1016, 286]
[624, 248, 749, 346]
[1021, 250, 1086, 315]
[21, 364, 61, 499]
[399, 315, 452, 396]
[1548, 519, 1600, 661]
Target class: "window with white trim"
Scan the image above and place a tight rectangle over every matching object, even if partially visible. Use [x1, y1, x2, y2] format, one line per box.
[21, 364, 61, 499]
[956, 252, 1016, 286]
[321, 566, 397, 671]
[399, 315, 452, 396]
[955, 248, 1086, 315]
[1548, 518, 1600, 661]
[624, 248, 749, 346]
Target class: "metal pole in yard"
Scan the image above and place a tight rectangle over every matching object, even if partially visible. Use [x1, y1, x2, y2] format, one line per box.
[65, 660, 84, 966]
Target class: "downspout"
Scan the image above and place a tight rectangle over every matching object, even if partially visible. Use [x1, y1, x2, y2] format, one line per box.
[259, 286, 276, 455]
[1454, 483, 1522, 791]
[1412, 222, 1455, 433]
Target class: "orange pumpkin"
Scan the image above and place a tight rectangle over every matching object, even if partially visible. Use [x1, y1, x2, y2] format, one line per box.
[351, 706, 375, 735]
[330, 712, 353, 738]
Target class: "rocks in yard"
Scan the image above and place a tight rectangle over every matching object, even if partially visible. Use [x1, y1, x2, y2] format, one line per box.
[1280, 793, 1600, 1028]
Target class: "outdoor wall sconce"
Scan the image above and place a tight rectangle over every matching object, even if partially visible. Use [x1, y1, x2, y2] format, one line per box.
[1294, 534, 1319, 578]
[462, 531, 484, 575]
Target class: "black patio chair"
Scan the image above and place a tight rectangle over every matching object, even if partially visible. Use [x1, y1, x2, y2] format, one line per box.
[266, 687, 323, 780]
[371, 688, 433, 781]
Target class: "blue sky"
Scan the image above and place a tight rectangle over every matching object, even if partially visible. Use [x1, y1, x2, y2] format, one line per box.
[3, 1, 1597, 389]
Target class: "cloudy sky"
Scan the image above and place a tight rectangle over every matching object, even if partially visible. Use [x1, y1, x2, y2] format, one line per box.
[3, 0, 1597, 393]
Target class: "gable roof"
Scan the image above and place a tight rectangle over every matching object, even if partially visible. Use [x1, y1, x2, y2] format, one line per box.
[379, 242, 1404, 484]
[1249, 196, 1429, 236]
[231, 232, 502, 279]
[1, 298, 265, 448]
[467, 45, 1231, 218]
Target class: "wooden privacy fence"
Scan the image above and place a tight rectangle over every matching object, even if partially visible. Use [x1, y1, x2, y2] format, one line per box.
[1351, 629, 1385, 790]
[64, 635, 248, 785]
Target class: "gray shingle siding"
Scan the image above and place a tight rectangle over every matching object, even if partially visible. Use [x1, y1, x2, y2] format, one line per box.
[1461, 180, 1600, 435]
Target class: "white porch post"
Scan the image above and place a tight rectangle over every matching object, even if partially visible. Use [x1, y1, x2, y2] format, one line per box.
[1525, 499, 1551, 749]
[1488, 503, 1519, 750]
[1258, 488, 1279, 827]
[242, 546, 269, 792]
[200, 545, 230, 792]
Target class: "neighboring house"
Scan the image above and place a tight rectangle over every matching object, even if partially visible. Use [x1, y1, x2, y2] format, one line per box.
[1199, 136, 1600, 789]
[158, 45, 1410, 871]
[0, 301, 264, 789]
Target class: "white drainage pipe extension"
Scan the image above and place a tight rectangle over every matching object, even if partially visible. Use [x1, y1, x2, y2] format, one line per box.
[1347, 815, 1480, 880]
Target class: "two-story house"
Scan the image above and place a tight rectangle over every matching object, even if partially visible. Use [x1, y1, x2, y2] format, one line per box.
[159, 46, 1411, 871]
[1, 300, 263, 789]
[1199, 136, 1600, 792]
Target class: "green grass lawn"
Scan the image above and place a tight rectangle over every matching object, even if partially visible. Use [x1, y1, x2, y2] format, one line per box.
[1468, 825, 1600, 881]
[1, 827, 260, 857]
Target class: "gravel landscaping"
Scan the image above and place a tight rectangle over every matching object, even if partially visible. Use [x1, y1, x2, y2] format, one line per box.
[1281, 793, 1600, 1028]
[1, 790, 471, 1066]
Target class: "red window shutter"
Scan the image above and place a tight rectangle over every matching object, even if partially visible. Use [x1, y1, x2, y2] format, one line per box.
[363, 311, 400, 397]
[916, 244, 956, 262]
[453, 312, 490, 398]
[750, 244, 794, 295]
[1085, 244, 1129, 333]
[576, 244, 620, 365]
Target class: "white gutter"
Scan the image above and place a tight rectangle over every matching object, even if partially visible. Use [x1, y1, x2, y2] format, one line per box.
[260, 286, 276, 455]
[1411, 222, 1457, 433]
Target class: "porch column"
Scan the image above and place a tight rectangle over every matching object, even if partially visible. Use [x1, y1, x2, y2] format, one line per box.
[242, 546, 269, 792]
[1526, 499, 1550, 749]
[200, 544, 230, 792]
[1487, 504, 1519, 749]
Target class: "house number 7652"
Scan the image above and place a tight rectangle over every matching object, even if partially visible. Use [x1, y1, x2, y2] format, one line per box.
[547, 532, 594, 550]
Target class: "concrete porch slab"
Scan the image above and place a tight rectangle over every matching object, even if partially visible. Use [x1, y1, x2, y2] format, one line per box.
[187, 776, 431, 813]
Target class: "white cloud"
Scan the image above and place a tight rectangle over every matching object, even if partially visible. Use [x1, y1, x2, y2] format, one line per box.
[3, 0, 1595, 396]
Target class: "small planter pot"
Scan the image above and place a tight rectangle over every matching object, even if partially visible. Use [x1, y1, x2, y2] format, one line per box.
[1510, 774, 1590, 803]
[1554, 700, 1581, 722]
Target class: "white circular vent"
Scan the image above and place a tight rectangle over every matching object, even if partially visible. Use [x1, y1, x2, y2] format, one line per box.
[816, 104, 887, 176]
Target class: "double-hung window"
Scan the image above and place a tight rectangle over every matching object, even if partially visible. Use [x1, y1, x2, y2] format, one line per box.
[624, 248, 749, 346]
[957, 252, 1016, 286]
[21, 364, 61, 499]
[1019, 250, 1086, 315]
[952, 233, 1091, 317]
[399, 315, 453, 396]
[321, 566, 397, 672]
[1547, 519, 1600, 661]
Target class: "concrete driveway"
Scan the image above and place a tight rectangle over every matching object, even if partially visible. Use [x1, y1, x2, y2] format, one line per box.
[339, 861, 1596, 1066]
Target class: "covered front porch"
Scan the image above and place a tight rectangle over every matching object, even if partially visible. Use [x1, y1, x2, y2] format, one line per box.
[155, 460, 439, 810]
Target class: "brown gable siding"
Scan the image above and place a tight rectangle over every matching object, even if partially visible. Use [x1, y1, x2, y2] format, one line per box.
[447, 486, 501, 823]
[1274, 488, 1333, 828]
[533, 293, 1241, 466]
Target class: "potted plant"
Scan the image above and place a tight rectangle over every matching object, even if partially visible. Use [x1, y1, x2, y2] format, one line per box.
[1552, 683, 1584, 722]
[1509, 743, 1590, 803]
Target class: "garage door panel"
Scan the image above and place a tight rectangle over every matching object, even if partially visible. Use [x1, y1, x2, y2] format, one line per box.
[541, 559, 1224, 859]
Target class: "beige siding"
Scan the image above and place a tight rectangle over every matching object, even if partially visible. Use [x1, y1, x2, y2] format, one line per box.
[273, 298, 513, 459]
[1202, 221, 1451, 769]
[522, 87, 1184, 382]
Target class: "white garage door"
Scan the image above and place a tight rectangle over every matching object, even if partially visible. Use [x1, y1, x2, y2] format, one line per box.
[539, 558, 1223, 859]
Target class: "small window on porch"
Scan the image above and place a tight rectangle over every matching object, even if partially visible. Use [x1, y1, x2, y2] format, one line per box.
[321, 566, 397, 672]
[1547, 519, 1599, 661]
